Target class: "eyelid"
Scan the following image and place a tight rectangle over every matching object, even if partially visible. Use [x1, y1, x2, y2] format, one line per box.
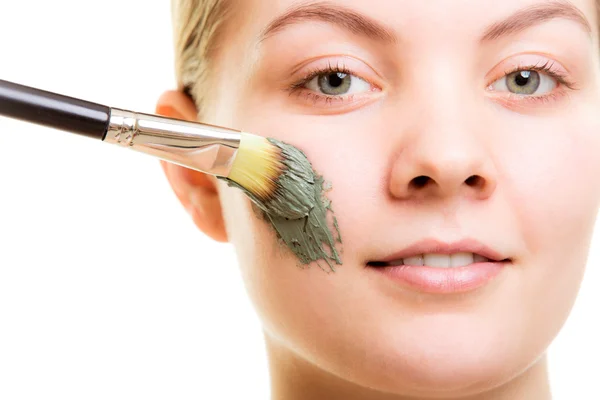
[287, 56, 384, 90]
[484, 54, 578, 112]
[491, 89, 573, 114]
[485, 53, 574, 89]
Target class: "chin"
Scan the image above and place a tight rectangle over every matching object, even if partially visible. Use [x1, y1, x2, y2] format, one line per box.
[328, 314, 536, 398]
[356, 348, 526, 398]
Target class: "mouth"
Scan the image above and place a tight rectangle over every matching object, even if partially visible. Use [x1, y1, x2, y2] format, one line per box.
[367, 252, 511, 268]
[366, 238, 512, 294]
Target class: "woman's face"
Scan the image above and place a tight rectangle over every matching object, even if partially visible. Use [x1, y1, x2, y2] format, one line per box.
[205, 0, 600, 396]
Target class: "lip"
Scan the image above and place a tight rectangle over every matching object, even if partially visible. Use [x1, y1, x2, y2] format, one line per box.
[372, 238, 509, 263]
[367, 238, 511, 294]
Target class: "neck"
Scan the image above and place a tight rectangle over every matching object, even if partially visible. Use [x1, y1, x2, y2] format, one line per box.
[265, 335, 552, 400]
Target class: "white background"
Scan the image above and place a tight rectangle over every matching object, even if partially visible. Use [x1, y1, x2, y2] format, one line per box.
[0, 1, 599, 399]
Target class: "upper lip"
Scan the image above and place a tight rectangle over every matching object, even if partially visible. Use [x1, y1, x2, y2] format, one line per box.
[372, 238, 510, 263]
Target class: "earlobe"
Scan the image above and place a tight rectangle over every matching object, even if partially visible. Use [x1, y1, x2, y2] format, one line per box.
[156, 91, 229, 243]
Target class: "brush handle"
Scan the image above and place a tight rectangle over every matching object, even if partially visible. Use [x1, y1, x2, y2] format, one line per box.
[0, 79, 110, 140]
[0, 78, 243, 177]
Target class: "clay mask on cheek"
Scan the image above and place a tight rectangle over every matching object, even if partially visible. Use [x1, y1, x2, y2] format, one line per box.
[221, 138, 343, 272]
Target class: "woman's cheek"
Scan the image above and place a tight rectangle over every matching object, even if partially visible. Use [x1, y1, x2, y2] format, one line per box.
[217, 183, 268, 267]
[218, 107, 380, 291]
[498, 115, 600, 285]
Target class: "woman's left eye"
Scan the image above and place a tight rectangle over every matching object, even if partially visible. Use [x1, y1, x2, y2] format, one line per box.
[305, 71, 371, 96]
[491, 70, 557, 95]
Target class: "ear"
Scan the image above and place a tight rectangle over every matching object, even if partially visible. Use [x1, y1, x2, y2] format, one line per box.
[157, 90, 228, 243]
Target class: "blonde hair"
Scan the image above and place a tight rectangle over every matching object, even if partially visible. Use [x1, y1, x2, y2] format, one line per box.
[171, 0, 230, 118]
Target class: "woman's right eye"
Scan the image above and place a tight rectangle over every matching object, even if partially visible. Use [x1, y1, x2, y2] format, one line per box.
[304, 71, 371, 96]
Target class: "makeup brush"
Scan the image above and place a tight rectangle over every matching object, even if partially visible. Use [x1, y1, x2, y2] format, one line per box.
[0, 79, 314, 218]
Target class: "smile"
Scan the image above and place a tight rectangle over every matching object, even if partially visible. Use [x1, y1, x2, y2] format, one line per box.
[368, 252, 494, 268]
[367, 238, 512, 294]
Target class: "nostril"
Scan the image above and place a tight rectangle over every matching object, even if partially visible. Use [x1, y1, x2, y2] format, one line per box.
[411, 175, 430, 189]
[465, 175, 483, 187]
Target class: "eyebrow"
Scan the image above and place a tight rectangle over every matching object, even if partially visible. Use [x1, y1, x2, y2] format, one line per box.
[260, 1, 592, 46]
[480, 1, 592, 41]
[259, 1, 397, 43]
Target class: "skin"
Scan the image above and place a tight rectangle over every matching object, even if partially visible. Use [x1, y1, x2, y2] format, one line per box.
[158, 0, 600, 398]
[222, 138, 343, 271]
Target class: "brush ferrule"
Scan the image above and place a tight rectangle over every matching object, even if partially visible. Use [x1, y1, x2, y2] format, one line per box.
[104, 108, 241, 177]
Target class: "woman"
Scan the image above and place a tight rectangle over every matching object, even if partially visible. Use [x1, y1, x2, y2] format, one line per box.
[158, 0, 600, 398]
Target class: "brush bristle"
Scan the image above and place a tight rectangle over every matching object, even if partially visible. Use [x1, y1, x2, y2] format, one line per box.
[227, 133, 285, 201]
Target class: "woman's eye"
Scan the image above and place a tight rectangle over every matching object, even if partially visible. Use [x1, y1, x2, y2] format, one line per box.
[491, 70, 557, 95]
[305, 71, 371, 96]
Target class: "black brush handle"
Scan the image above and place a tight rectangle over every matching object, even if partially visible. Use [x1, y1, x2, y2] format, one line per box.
[0, 79, 110, 140]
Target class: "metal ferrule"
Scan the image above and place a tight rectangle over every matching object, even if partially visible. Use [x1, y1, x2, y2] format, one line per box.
[103, 108, 241, 177]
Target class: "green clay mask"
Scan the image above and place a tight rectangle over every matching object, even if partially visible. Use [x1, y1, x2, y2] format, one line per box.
[221, 138, 342, 272]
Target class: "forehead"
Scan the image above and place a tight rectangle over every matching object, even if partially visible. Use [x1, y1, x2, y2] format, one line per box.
[236, 0, 598, 41]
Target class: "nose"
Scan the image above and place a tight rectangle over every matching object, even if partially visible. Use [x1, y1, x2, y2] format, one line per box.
[388, 114, 497, 202]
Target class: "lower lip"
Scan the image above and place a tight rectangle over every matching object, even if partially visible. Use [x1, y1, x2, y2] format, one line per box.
[369, 262, 508, 294]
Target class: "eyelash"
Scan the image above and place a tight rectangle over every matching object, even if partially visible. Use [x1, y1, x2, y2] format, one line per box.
[493, 60, 578, 105]
[488, 61, 577, 107]
[502, 60, 575, 89]
[288, 61, 366, 105]
[288, 60, 577, 107]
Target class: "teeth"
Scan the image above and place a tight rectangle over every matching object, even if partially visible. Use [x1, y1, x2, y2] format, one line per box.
[396, 253, 488, 268]
[424, 254, 450, 268]
[451, 252, 475, 267]
[403, 255, 424, 266]
[372, 253, 494, 268]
